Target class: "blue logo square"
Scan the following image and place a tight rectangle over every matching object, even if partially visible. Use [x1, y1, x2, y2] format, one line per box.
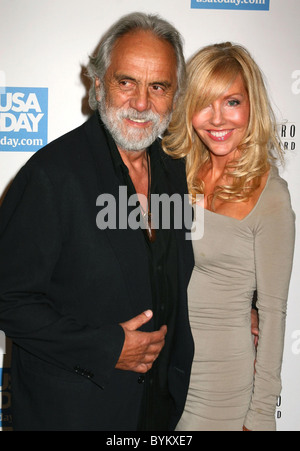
[0, 87, 48, 152]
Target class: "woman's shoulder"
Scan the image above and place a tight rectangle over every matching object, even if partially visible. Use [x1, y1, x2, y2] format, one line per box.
[267, 165, 292, 201]
[255, 165, 295, 218]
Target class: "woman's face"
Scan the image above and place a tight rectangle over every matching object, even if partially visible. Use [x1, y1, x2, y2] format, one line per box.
[192, 74, 250, 158]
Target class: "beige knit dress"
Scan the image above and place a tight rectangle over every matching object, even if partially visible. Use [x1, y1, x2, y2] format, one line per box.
[176, 167, 295, 431]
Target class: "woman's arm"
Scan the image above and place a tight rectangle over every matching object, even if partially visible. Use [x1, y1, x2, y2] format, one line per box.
[244, 179, 295, 431]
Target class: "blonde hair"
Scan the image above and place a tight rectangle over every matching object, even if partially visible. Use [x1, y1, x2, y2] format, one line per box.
[162, 42, 283, 205]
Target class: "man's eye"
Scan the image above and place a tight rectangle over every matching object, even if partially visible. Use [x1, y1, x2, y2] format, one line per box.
[151, 85, 165, 94]
[119, 80, 134, 89]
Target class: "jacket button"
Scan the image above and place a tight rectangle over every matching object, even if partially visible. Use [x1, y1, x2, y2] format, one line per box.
[137, 375, 145, 384]
[74, 366, 94, 379]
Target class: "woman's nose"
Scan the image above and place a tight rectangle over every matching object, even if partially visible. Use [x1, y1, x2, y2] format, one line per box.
[210, 105, 225, 127]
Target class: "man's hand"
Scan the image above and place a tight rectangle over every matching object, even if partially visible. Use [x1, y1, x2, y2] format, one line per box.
[251, 308, 259, 348]
[116, 310, 167, 373]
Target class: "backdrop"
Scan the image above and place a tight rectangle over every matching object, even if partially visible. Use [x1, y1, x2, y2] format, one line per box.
[0, 0, 299, 431]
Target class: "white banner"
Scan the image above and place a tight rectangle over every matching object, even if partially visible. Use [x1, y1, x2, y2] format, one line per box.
[0, 0, 299, 431]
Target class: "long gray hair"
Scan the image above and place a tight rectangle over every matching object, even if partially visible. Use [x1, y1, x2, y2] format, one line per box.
[86, 12, 186, 110]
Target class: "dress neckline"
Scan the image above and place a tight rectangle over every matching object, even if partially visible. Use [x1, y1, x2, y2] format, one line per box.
[203, 168, 273, 223]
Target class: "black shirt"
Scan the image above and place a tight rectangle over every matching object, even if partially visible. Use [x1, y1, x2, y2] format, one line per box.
[102, 119, 179, 431]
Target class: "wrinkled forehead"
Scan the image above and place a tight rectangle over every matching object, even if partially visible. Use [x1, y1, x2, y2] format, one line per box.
[108, 30, 178, 78]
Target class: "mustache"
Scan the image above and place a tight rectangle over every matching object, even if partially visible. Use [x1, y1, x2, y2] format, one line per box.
[117, 108, 160, 122]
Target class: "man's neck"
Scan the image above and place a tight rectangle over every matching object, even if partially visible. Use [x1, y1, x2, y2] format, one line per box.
[118, 147, 148, 174]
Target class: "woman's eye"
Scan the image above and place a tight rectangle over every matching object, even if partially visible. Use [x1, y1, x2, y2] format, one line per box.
[228, 99, 240, 107]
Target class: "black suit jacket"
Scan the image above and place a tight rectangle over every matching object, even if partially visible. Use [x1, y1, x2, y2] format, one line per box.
[0, 113, 194, 431]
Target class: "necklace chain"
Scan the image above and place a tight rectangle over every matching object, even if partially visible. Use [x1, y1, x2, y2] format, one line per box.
[143, 151, 156, 242]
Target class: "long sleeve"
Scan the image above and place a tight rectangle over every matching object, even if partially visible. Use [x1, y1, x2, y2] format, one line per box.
[244, 175, 295, 431]
[0, 161, 125, 389]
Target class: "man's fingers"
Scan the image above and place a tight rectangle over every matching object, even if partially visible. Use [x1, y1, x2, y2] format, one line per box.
[149, 325, 167, 343]
[116, 323, 167, 373]
[251, 308, 259, 348]
[251, 309, 259, 335]
[117, 309, 167, 373]
[120, 310, 153, 332]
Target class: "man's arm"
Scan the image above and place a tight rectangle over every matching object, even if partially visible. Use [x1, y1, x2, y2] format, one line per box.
[0, 163, 124, 388]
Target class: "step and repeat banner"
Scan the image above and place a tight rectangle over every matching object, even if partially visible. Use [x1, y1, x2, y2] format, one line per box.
[0, 0, 299, 431]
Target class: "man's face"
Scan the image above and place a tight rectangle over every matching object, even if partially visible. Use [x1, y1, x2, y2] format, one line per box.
[97, 30, 178, 152]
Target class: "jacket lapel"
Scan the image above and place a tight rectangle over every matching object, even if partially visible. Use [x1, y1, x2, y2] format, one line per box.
[158, 146, 194, 286]
[84, 114, 153, 322]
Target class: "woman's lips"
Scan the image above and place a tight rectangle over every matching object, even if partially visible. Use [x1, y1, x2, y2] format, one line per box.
[207, 129, 234, 141]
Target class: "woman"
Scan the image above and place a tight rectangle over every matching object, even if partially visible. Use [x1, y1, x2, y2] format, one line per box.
[162, 43, 295, 431]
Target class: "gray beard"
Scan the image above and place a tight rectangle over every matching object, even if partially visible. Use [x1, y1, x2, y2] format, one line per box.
[98, 100, 172, 152]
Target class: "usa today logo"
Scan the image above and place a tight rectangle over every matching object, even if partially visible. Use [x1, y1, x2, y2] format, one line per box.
[0, 87, 48, 152]
[191, 0, 270, 10]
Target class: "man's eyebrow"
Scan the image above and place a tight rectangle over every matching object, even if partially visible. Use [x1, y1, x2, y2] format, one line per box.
[151, 80, 172, 88]
[114, 73, 172, 88]
[114, 74, 136, 82]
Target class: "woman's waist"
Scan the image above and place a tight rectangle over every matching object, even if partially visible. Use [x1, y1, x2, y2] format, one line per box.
[190, 324, 256, 361]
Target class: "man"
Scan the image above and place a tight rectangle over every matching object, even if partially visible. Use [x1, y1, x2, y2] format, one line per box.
[0, 13, 194, 431]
